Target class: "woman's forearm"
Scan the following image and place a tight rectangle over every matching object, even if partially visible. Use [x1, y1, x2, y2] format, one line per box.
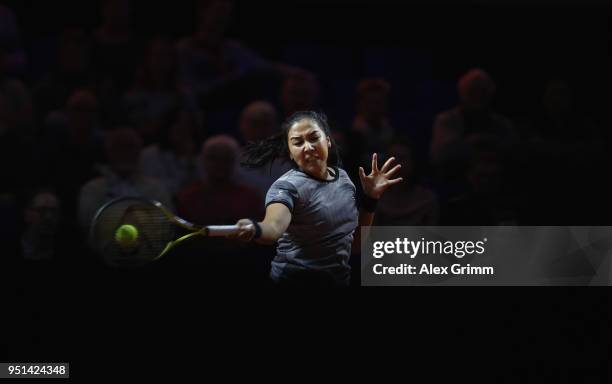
[255, 221, 284, 245]
[254, 203, 293, 245]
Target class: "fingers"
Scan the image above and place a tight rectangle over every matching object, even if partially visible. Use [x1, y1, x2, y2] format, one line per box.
[238, 221, 255, 242]
[227, 219, 256, 241]
[371, 153, 378, 173]
[236, 227, 255, 242]
[359, 166, 366, 180]
[385, 164, 402, 177]
[386, 177, 403, 186]
[380, 156, 396, 173]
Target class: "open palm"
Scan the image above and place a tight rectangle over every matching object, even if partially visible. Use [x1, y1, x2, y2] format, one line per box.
[359, 153, 403, 199]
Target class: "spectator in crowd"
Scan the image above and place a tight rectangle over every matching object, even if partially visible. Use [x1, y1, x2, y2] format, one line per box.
[0, 47, 34, 136]
[78, 128, 172, 230]
[178, 0, 307, 106]
[520, 79, 606, 223]
[93, 0, 139, 92]
[0, 46, 37, 196]
[374, 139, 438, 226]
[532, 79, 585, 139]
[178, 134, 269, 280]
[178, 134, 263, 226]
[34, 29, 95, 123]
[139, 105, 202, 197]
[42, 90, 106, 221]
[430, 68, 517, 176]
[235, 100, 291, 196]
[177, 0, 268, 100]
[92, 0, 140, 125]
[440, 148, 519, 225]
[352, 77, 394, 152]
[279, 72, 320, 118]
[45, 89, 103, 140]
[525, 79, 602, 154]
[239, 100, 277, 145]
[345, 78, 394, 180]
[21, 189, 62, 261]
[124, 36, 202, 146]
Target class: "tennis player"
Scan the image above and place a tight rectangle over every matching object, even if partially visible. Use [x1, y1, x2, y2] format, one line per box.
[230, 111, 402, 286]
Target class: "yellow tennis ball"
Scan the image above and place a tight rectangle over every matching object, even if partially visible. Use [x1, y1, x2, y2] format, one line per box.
[115, 224, 139, 248]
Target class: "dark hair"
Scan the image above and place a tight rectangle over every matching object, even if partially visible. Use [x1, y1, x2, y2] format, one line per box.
[241, 110, 342, 169]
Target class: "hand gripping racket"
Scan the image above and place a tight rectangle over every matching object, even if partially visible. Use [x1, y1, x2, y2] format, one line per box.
[89, 196, 250, 268]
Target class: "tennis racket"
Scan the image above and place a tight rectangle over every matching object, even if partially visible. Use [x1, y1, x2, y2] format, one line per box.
[89, 196, 250, 268]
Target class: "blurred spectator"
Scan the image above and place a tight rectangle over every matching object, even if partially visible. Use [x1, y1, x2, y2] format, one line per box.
[519, 79, 606, 223]
[178, 0, 306, 107]
[440, 149, 519, 225]
[235, 101, 291, 196]
[177, 0, 268, 99]
[352, 77, 394, 150]
[125, 36, 202, 145]
[344, 78, 393, 183]
[34, 29, 95, 123]
[78, 128, 173, 230]
[178, 134, 263, 225]
[139, 105, 202, 197]
[93, 0, 139, 92]
[0, 46, 36, 196]
[41, 90, 106, 211]
[280, 72, 320, 118]
[45, 89, 104, 143]
[92, 0, 140, 125]
[21, 189, 62, 261]
[374, 139, 439, 226]
[0, 48, 34, 136]
[179, 134, 269, 280]
[525, 79, 601, 151]
[430, 69, 517, 173]
[239, 100, 277, 144]
[0, 5, 27, 75]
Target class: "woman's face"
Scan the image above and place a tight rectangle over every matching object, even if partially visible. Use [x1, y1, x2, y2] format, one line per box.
[287, 119, 330, 177]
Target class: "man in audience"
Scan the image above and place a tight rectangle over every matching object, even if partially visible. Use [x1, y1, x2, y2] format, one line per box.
[430, 68, 516, 172]
[78, 128, 172, 231]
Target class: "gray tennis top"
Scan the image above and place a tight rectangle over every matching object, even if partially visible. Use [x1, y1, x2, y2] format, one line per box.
[264, 166, 359, 285]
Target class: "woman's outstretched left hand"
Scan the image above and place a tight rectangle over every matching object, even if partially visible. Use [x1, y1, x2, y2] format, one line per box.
[359, 153, 403, 199]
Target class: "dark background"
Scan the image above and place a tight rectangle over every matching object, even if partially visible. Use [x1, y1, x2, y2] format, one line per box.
[2, 0, 611, 370]
[4, 0, 611, 120]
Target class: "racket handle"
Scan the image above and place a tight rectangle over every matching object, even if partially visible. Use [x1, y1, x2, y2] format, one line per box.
[205, 224, 254, 237]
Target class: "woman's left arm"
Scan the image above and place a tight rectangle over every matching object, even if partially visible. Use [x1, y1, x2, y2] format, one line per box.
[352, 153, 403, 253]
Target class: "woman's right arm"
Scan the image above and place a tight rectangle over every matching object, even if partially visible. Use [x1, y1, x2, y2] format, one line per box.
[231, 203, 292, 244]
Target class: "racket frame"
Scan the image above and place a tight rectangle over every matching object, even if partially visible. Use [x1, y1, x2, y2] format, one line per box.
[89, 197, 249, 266]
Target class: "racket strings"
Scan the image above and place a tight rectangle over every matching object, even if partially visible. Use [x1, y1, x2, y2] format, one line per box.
[91, 199, 176, 267]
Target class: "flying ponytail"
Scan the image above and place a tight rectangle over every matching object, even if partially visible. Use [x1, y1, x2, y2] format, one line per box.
[240, 132, 289, 169]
